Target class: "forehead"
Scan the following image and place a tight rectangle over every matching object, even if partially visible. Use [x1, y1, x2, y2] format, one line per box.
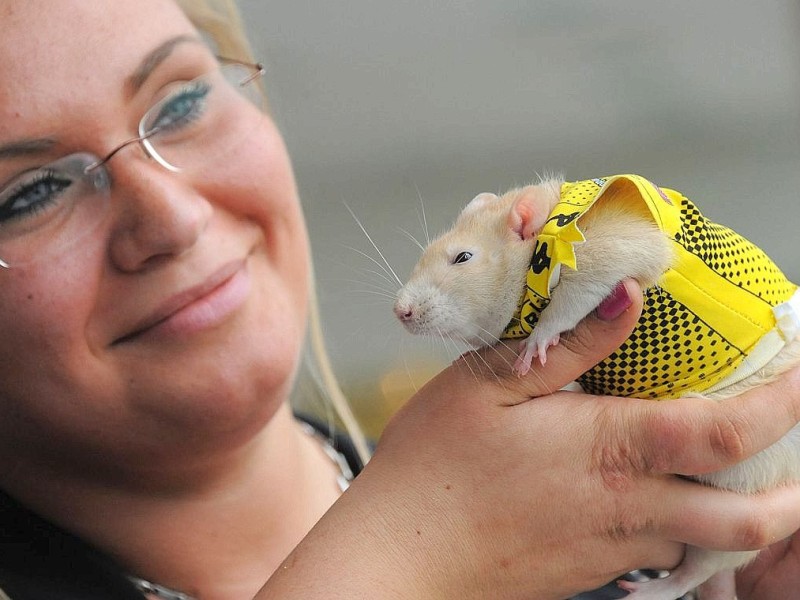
[0, 0, 197, 137]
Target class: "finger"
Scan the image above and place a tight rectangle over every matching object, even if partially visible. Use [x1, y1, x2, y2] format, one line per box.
[464, 279, 644, 400]
[658, 479, 800, 551]
[736, 530, 800, 595]
[632, 365, 800, 476]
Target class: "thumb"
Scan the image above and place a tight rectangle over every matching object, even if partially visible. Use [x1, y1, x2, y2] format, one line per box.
[467, 279, 644, 401]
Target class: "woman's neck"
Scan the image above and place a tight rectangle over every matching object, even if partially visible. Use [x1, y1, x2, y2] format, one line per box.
[2, 403, 345, 599]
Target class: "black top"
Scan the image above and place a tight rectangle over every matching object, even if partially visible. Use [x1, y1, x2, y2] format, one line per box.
[0, 415, 364, 600]
[0, 416, 678, 600]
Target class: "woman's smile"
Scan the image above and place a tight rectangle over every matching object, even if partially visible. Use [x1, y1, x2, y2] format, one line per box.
[113, 257, 252, 344]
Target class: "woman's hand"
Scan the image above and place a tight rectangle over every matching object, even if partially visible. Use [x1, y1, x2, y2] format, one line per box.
[261, 280, 800, 599]
[736, 530, 800, 599]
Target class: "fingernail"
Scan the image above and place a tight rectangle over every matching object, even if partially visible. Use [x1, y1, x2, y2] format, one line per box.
[596, 283, 633, 321]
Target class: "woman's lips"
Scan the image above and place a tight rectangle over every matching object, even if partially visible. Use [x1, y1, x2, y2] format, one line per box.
[113, 260, 251, 344]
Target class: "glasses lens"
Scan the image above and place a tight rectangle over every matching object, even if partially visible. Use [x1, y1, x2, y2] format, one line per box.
[0, 153, 110, 267]
[139, 63, 265, 173]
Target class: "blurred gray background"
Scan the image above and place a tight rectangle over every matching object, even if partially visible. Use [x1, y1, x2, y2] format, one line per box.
[238, 0, 800, 433]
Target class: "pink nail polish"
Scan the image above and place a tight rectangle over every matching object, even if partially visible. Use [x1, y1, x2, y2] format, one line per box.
[597, 283, 632, 321]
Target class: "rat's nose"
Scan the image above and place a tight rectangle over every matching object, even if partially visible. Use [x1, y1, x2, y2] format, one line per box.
[394, 302, 414, 322]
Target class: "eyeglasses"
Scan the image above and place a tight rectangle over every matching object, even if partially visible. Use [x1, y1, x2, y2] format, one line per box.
[0, 57, 265, 269]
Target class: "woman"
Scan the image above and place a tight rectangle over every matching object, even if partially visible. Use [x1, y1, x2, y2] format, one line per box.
[1, 1, 799, 598]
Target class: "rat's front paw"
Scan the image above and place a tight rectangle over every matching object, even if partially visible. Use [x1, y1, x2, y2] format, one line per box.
[514, 331, 561, 375]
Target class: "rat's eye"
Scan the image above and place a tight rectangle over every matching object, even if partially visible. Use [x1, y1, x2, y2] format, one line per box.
[453, 251, 473, 264]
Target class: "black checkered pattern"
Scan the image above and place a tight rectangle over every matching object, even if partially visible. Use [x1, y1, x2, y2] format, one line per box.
[578, 286, 741, 398]
[676, 196, 795, 305]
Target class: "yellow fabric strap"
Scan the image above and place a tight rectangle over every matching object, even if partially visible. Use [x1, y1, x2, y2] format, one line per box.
[531, 175, 681, 299]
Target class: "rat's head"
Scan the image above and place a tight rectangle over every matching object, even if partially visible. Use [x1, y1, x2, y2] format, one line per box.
[394, 183, 558, 347]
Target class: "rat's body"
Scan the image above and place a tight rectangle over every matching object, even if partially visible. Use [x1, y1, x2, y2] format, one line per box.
[394, 175, 800, 600]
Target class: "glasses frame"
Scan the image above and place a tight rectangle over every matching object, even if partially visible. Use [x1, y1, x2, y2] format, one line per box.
[0, 56, 265, 269]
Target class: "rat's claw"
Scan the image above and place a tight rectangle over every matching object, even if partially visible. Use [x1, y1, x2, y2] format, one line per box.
[513, 354, 531, 376]
[537, 345, 548, 366]
[535, 334, 561, 366]
[514, 339, 539, 376]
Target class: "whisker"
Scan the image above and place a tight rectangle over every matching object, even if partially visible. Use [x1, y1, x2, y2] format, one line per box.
[413, 182, 431, 246]
[347, 289, 399, 302]
[463, 335, 507, 387]
[344, 203, 403, 286]
[356, 267, 399, 290]
[436, 327, 455, 354]
[397, 227, 426, 252]
[336, 272, 395, 288]
[442, 333, 471, 356]
[472, 327, 501, 346]
[399, 338, 423, 396]
[447, 331, 479, 381]
[472, 328, 518, 373]
[339, 244, 398, 286]
[327, 256, 397, 290]
[473, 329, 555, 395]
[339, 269, 397, 295]
[498, 337, 555, 396]
[456, 336, 500, 383]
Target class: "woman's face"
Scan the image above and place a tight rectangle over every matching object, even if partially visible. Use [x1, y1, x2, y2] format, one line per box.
[0, 0, 310, 473]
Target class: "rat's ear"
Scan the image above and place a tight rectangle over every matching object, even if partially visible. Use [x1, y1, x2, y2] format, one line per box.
[462, 192, 499, 216]
[507, 186, 547, 241]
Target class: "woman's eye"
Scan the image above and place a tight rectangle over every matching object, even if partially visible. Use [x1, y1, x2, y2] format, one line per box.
[147, 80, 211, 134]
[453, 251, 473, 264]
[0, 170, 72, 223]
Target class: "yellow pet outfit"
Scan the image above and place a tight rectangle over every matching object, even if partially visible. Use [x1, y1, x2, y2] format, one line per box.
[502, 174, 800, 399]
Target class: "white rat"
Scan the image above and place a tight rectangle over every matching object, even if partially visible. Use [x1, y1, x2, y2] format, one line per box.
[394, 174, 800, 600]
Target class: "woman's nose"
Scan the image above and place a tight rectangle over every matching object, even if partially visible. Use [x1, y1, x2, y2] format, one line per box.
[107, 163, 212, 272]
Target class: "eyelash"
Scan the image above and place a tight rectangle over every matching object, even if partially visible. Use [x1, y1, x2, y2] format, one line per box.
[0, 170, 72, 223]
[147, 81, 211, 134]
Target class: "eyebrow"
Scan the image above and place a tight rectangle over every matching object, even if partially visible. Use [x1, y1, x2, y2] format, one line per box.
[0, 138, 57, 161]
[0, 36, 203, 162]
[126, 34, 204, 94]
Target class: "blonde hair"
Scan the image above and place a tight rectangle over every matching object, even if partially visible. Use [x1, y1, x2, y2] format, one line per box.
[177, 0, 371, 463]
